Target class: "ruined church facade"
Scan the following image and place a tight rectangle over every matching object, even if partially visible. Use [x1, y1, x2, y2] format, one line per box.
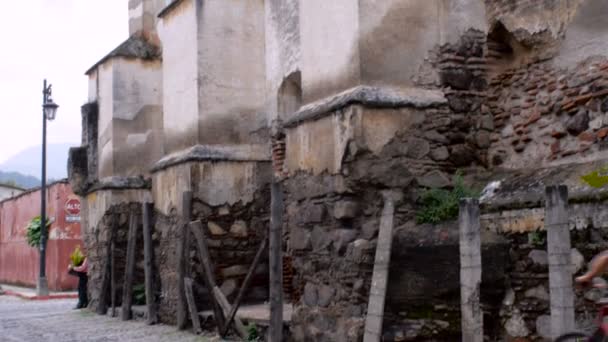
[68, 0, 608, 340]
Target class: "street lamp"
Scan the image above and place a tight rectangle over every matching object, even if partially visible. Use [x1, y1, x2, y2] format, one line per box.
[37, 79, 59, 296]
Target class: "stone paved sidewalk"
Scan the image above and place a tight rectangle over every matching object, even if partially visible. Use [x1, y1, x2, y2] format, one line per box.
[0, 296, 218, 342]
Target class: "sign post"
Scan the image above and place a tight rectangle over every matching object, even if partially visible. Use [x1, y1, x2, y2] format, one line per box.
[65, 198, 81, 222]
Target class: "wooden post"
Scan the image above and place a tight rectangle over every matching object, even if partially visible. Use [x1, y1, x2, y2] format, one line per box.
[458, 198, 483, 342]
[110, 239, 116, 317]
[363, 190, 401, 342]
[545, 185, 575, 338]
[177, 191, 192, 330]
[184, 277, 202, 334]
[213, 286, 247, 338]
[269, 181, 284, 342]
[121, 211, 138, 321]
[97, 215, 116, 315]
[221, 235, 268, 336]
[190, 220, 226, 331]
[142, 202, 158, 325]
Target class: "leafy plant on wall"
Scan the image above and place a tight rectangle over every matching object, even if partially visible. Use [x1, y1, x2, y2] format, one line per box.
[26, 216, 51, 248]
[581, 166, 608, 188]
[416, 171, 480, 224]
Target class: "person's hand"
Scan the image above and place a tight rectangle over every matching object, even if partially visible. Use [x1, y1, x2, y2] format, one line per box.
[68, 264, 73, 271]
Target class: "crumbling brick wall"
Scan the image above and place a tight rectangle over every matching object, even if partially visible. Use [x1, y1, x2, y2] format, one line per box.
[488, 57, 608, 168]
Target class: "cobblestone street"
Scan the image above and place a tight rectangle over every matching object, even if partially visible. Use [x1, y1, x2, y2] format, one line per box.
[0, 296, 215, 342]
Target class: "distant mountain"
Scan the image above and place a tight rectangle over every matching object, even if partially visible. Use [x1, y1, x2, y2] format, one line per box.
[0, 171, 41, 189]
[0, 143, 73, 181]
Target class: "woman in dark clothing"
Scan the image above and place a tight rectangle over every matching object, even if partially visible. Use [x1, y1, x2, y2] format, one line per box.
[68, 257, 88, 309]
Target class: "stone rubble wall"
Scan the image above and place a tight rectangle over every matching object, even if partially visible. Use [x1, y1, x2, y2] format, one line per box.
[151, 161, 273, 325]
[85, 202, 149, 313]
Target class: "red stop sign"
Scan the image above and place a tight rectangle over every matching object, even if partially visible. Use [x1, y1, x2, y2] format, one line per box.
[65, 198, 81, 216]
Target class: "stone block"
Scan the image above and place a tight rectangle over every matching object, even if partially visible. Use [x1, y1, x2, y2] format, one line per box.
[290, 228, 312, 251]
[193, 202, 212, 217]
[361, 219, 379, 240]
[524, 285, 549, 301]
[417, 170, 451, 188]
[298, 204, 326, 224]
[424, 130, 449, 144]
[405, 138, 430, 159]
[208, 221, 227, 236]
[317, 285, 336, 308]
[476, 131, 491, 148]
[566, 109, 590, 135]
[229, 220, 248, 238]
[333, 200, 359, 220]
[449, 144, 476, 166]
[528, 250, 548, 266]
[221, 265, 249, 278]
[311, 226, 332, 251]
[218, 206, 230, 216]
[304, 282, 318, 307]
[479, 114, 495, 131]
[333, 229, 358, 253]
[220, 279, 238, 298]
[347, 239, 371, 263]
[571, 248, 585, 274]
[602, 98, 608, 112]
[430, 146, 450, 161]
[441, 68, 473, 90]
[535, 315, 551, 340]
[505, 311, 529, 337]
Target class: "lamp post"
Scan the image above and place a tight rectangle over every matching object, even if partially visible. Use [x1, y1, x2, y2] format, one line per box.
[37, 79, 59, 296]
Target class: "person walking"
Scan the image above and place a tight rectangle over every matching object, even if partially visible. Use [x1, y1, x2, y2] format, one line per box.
[68, 257, 88, 309]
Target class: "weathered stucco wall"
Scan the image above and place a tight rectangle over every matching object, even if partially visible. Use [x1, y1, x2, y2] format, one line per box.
[111, 58, 163, 176]
[554, 0, 608, 68]
[90, 52, 162, 179]
[197, 0, 267, 146]
[82, 188, 151, 237]
[152, 160, 271, 216]
[97, 62, 115, 179]
[264, 0, 301, 123]
[299, 0, 360, 104]
[158, 0, 199, 155]
[285, 105, 426, 175]
[128, 0, 167, 44]
[299, 0, 487, 104]
[158, 0, 268, 154]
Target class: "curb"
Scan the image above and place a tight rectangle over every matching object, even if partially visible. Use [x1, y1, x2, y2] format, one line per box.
[2, 290, 78, 301]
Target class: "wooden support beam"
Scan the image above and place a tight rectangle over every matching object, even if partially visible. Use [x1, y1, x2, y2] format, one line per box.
[177, 191, 192, 330]
[110, 239, 116, 317]
[190, 220, 226, 331]
[363, 190, 402, 342]
[142, 202, 158, 325]
[184, 277, 202, 335]
[97, 215, 116, 315]
[121, 211, 138, 321]
[269, 181, 284, 342]
[221, 235, 268, 336]
[213, 286, 247, 338]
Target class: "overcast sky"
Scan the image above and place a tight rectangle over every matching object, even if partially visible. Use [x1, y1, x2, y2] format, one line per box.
[0, 0, 128, 163]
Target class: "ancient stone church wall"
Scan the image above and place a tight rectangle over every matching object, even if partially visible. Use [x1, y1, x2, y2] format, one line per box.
[281, 86, 500, 340]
